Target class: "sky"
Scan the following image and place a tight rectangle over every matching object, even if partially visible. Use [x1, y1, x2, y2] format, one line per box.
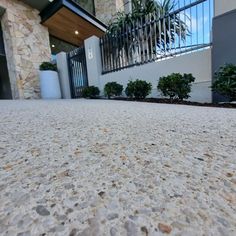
[167, 0, 214, 48]
[127, 0, 214, 48]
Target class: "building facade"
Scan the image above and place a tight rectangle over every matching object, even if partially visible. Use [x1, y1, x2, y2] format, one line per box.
[0, 0, 236, 101]
[82, 0, 236, 103]
[0, 0, 126, 99]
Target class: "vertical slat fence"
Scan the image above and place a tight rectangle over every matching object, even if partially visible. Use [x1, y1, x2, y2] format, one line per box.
[100, 0, 213, 74]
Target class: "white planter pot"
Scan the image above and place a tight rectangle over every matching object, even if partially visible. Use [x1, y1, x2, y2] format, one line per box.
[40, 71, 61, 99]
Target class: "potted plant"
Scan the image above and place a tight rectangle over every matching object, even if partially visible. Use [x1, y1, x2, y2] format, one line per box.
[39, 62, 61, 99]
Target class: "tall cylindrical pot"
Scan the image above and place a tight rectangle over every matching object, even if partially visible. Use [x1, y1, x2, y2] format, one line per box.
[40, 71, 61, 99]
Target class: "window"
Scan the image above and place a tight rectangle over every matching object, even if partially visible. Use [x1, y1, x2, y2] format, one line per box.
[72, 0, 95, 15]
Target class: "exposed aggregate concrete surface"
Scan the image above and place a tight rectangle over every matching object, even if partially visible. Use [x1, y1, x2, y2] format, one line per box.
[0, 100, 236, 236]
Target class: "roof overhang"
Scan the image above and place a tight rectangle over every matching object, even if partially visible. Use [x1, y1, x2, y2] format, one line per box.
[40, 0, 107, 46]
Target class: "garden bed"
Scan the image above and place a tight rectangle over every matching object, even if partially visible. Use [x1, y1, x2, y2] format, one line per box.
[110, 97, 236, 108]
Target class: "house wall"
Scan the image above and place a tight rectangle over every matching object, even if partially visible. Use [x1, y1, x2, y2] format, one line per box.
[214, 0, 236, 17]
[82, 35, 212, 103]
[94, 0, 125, 24]
[212, 0, 236, 102]
[0, 0, 51, 99]
[98, 49, 212, 103]
[212, 9, 236, 102]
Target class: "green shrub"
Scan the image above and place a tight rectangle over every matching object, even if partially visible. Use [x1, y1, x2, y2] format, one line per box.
[82, 86, 100, 98]
[125, 80, 152, 100]
[39, 62, 57, 71]
[157, 73, 195, 101]
[212, 64, 236, 101]
[104, 82, 123, 99]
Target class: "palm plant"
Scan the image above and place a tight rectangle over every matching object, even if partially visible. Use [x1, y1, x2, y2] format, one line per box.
[105, 0, 188, 65]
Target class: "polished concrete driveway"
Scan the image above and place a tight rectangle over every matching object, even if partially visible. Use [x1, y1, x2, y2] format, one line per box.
[0, 100, 236, 236]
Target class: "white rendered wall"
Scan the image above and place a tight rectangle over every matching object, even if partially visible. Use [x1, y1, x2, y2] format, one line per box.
[99, 49, 212, 103]
[56, 52, 71, 99]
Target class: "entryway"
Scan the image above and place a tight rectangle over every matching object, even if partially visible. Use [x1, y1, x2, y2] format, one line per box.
[0, 23, 12, 99]
[67, 47, 88, 98]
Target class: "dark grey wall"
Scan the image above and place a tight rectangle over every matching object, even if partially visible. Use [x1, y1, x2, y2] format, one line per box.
[0, 24, 5, 56]
[0, 6, 5, 17]
[0, 56, 12, 99]
[212, 9, 236, 102]
[0, 23, 12, 99]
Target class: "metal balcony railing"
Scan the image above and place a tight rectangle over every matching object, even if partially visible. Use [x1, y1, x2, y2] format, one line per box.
[100, 0, 213, 74]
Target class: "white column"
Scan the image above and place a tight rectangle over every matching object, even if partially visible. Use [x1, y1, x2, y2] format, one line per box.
[84, 36, 102, 89]
[56, 52, 71, 99]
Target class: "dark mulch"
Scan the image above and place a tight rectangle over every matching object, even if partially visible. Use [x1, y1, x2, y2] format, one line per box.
[108, 97, 236, 109]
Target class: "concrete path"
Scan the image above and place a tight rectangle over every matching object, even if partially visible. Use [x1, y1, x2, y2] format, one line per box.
[0, 100, 235, 236]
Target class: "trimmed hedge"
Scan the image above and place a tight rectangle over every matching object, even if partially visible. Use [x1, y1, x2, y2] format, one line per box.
[125, 79, 152, 99]
[157, 73, 195, 101]
[82, 86, 100, 98]
[212, 64, 236, 101]
[104, 82, 123, 99]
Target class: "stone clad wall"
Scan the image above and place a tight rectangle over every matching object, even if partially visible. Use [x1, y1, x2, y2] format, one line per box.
[0, 0, 51, 99]
[94, 0, 125, 25]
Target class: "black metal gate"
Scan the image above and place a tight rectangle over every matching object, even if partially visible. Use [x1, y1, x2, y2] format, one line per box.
[67, 47, 88, 98]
